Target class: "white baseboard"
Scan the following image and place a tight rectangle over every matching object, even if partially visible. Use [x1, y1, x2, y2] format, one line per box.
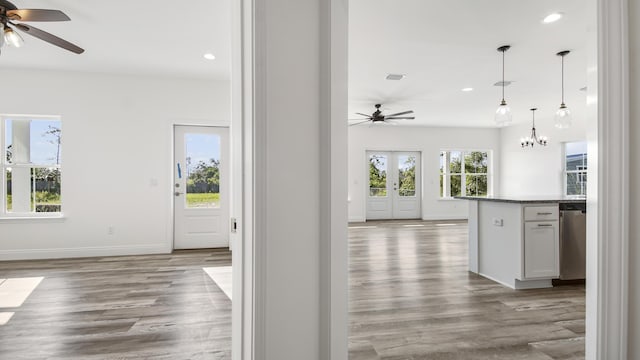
[348, 217, 366, 223]
[422, 215, 468, 221]
[0, 244, 171, 261]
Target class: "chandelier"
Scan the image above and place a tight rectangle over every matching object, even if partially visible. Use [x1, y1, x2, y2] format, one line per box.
[520, 108, 548, 147]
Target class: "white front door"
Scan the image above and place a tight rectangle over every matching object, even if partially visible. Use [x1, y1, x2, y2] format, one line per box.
[366, 151, 421, 220]
[174, 125, 229, 249]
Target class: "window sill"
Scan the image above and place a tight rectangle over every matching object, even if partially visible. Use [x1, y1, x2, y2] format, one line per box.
[438, 197, 461, 201]
[0, 214, 66, 223]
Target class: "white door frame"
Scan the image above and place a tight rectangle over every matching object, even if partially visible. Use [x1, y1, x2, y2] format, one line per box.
[236, 0, 630, 359]
[172, 125, 229, 249]
[365, 150, 422, 220]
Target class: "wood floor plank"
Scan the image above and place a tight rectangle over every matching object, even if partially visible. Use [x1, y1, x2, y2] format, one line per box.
[0, 249, 231, 359]
[0, 221, 584, 359]
[348, 220, 585, 359]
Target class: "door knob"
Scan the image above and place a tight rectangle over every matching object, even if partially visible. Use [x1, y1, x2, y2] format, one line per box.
[175, 191, 184, 196]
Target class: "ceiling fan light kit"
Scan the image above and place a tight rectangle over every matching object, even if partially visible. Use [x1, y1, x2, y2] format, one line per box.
[554, 50, 572, 128]
[0, 0, 84, 54]
[3, 24, 22, 47]
[495, 45, 513, 127]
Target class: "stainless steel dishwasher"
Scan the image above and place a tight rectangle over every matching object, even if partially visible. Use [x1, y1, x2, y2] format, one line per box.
[559, 202, 587, 280]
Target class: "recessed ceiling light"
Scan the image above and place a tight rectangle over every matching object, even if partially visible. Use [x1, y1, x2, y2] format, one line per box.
[461, 87, 473, 92]
[386, 74, 405, 80]
[542, 12, 563, 24]
[204, 53, 216, 60]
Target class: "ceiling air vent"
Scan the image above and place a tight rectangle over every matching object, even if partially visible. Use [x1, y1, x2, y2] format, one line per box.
[386, 74, 405, 80]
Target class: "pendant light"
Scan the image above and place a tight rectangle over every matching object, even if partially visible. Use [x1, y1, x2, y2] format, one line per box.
[554, 50, 572, 128]
[521, 108, 548, 147]
[495, 45, 512, 127]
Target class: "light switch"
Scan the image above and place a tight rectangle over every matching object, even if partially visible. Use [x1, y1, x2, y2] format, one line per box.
[492, 218, 503, 227]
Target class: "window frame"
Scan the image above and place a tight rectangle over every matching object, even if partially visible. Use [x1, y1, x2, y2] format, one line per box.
[563, 141, 588, 197]
[440, 149, 492, 199]
[1, 114, 63, 218]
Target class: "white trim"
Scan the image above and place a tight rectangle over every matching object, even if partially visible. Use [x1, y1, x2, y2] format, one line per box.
[319, 0, 349, 358]
[586, 0, 630, 358]
[422, 215, 467, 221]
[0, 245, 170, 261]
[348, 216, 366, 223]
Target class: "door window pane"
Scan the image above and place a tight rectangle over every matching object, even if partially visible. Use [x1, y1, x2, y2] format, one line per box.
[185, 133, 221, 208]
[369, 154, 387, 196]
[398, 155, 416, 197]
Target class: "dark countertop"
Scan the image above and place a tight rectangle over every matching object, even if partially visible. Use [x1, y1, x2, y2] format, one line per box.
[454, 195, 587, 204]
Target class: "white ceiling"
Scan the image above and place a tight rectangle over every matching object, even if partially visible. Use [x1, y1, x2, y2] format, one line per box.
[349, 0, 589, 127]
[1, 1, 588, 128]
[0, 0, 231, 80]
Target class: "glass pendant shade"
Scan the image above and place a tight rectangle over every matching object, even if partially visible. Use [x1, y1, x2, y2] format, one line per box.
[4, 27, 24, 48]
[554, 104, 572, 128]
[495, 101, 512, 127]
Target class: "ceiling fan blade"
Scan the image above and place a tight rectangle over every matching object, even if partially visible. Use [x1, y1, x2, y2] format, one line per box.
[385, 116, 415, 120]
[13, 23, 84, 54]
[355, 113, 372, 118]
[349, 120, 371, 127]
[7, 9, 70, 21]
[384, 110, 414, 117]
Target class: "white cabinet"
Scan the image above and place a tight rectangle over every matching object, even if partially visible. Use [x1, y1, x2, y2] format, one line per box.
[523, 206, 559, 279]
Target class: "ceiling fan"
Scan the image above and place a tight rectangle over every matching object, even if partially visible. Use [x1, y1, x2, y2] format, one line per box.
[349, 104, 415, 126]
[0, 0, 84, 54]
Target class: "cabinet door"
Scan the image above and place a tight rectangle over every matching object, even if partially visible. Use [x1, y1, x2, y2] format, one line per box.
[524, 222, 559, 279]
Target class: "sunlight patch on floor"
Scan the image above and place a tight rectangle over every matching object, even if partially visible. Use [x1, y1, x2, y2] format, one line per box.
[0, 312, 14, 325]
[0, 277, 44, 308]
[203, 267, 232, 300]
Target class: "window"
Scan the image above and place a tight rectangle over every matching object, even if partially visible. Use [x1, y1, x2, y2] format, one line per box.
[564, 141, 587, 196]
[440, 150, 490, 198]
[2, 116, 62, 216]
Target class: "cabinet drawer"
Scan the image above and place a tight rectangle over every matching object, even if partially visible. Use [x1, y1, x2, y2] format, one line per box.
[524, 205, 559, 221]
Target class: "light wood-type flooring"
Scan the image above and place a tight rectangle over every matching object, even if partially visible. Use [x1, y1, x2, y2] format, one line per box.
[0, 220, 585, 359]
[349, 220, 585, 360]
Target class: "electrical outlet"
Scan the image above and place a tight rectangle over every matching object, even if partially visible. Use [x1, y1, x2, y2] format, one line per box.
[492, 218, 503, 227]
[108, 226, 115, 235]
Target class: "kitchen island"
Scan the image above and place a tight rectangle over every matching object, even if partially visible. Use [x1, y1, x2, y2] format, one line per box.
[456, 196, 586, 289]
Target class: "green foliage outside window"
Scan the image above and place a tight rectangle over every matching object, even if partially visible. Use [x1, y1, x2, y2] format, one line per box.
[398, 156, 416, 196]
[369, 155, 387, 196]
[440, 151, 489, 197]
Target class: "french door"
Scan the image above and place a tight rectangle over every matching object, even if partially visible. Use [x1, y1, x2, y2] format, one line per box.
[366, 151, 421, 220]
[174, 125, 229, 249]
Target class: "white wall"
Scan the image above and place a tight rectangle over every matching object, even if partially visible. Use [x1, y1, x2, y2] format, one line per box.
[628, 0, 640, 356]
[0, 69, 230, 260]
[348, 126, 501, 222]
[499, 115, 587, 197]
